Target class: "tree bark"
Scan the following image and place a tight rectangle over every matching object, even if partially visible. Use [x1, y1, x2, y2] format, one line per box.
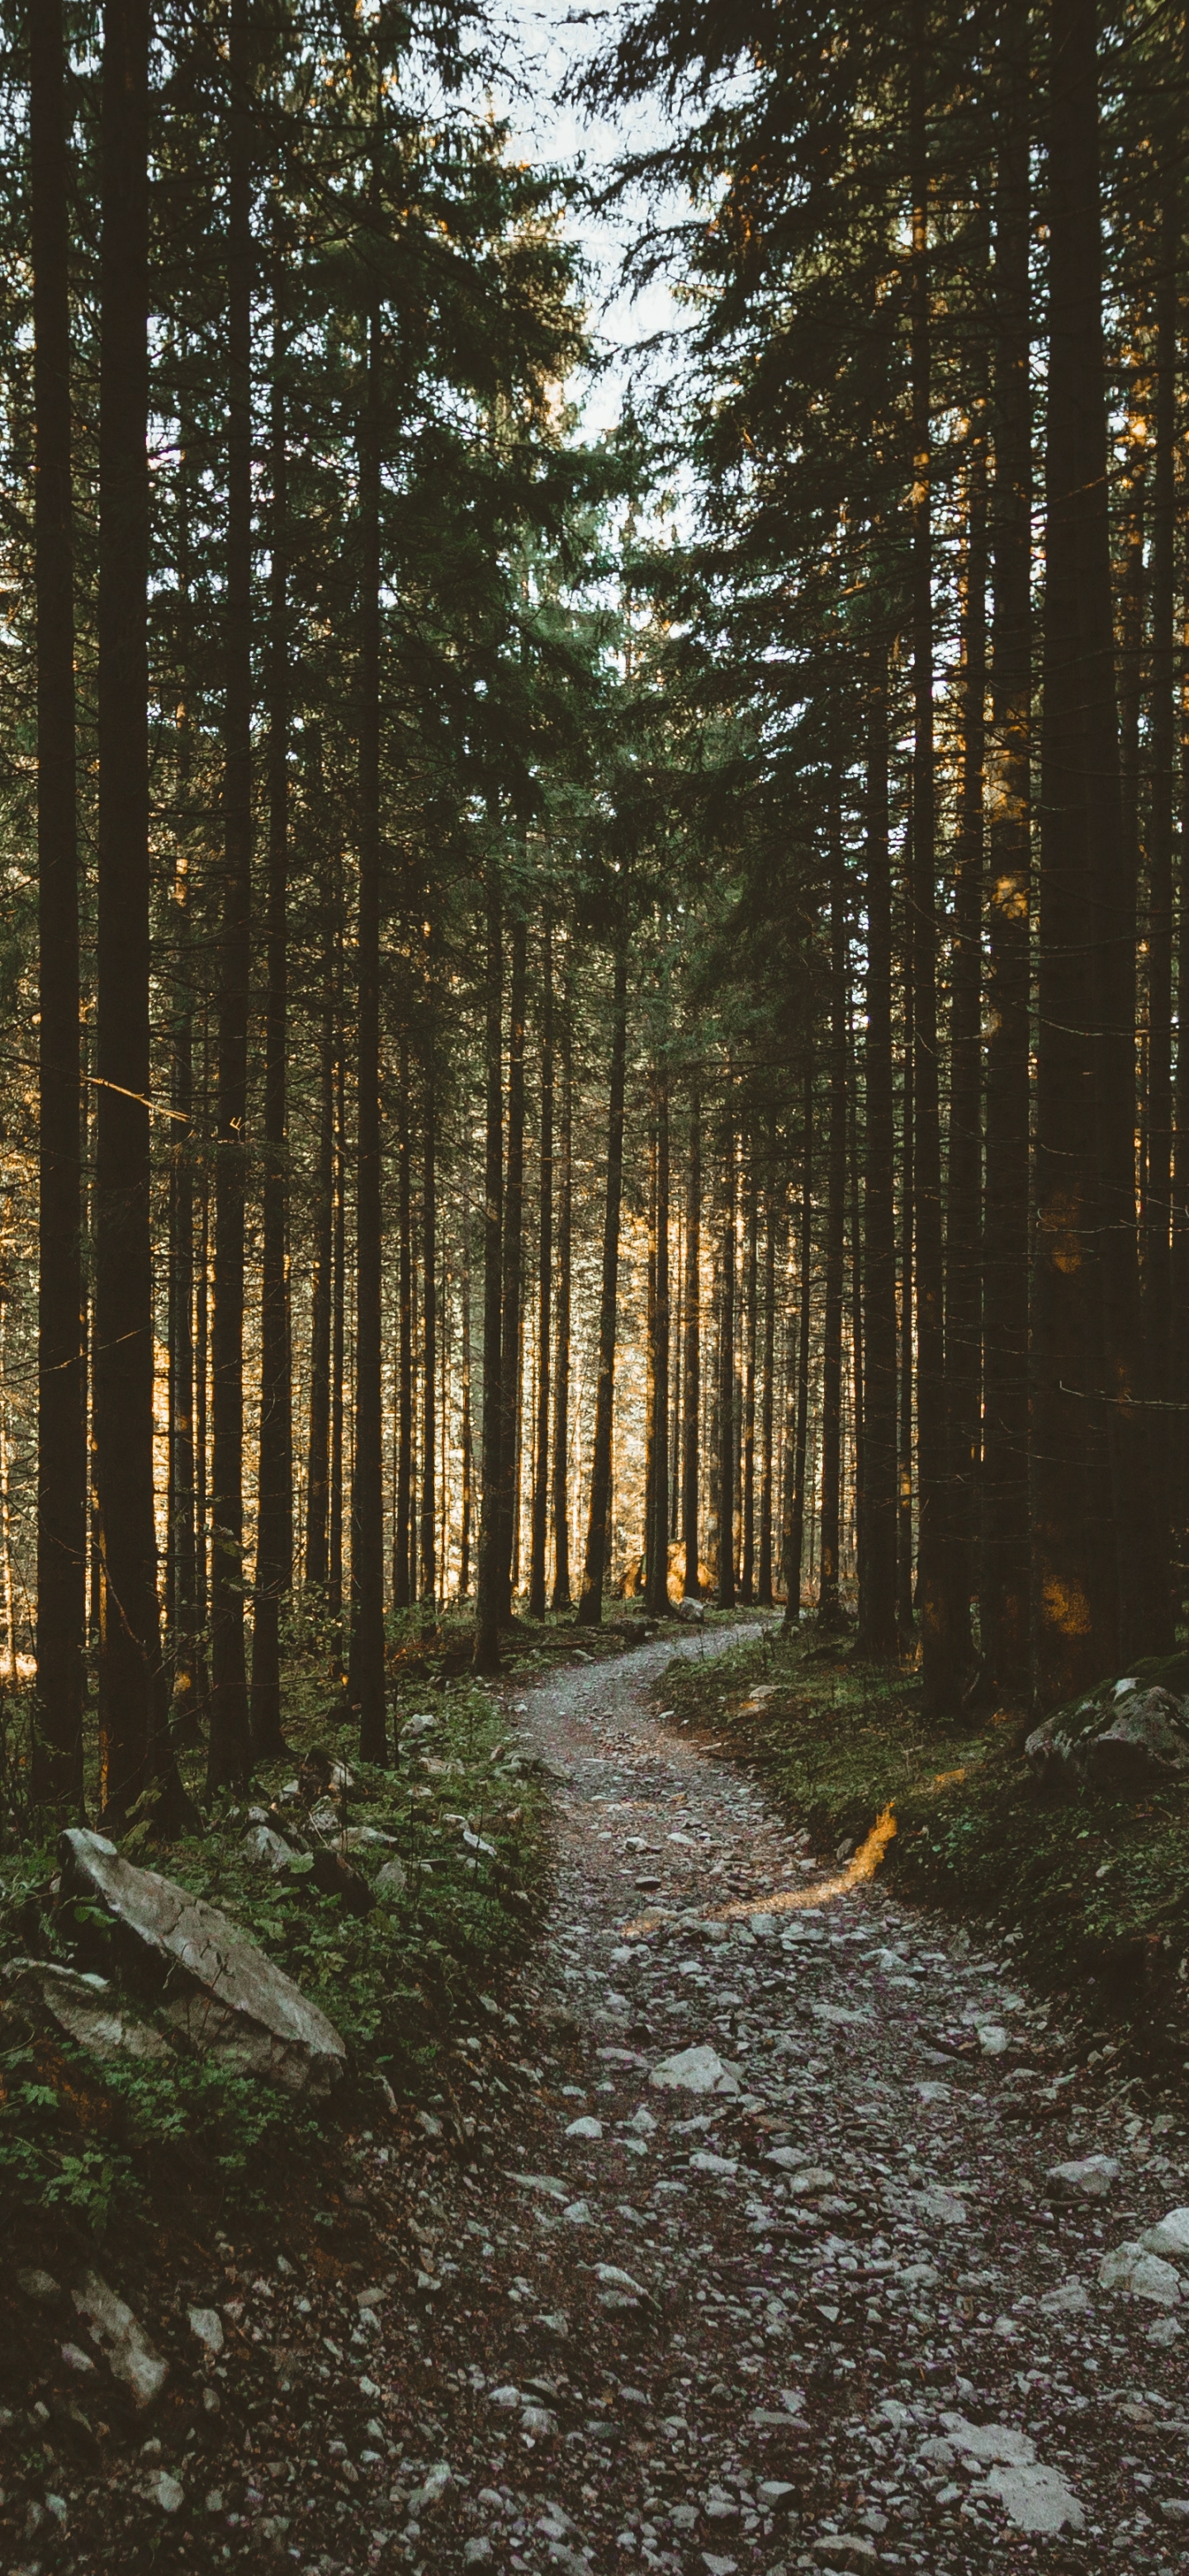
[756, 1167, 777, 1608]
[681, 1082, 702, 1596]
[328, 947, 346, 1627]
[1033, 0, 1130, 1703]
[32, 0, 85, 1806]
[94, 0, 162, 1822]
[859, 643, 898, 1655]
[207, 0, 253, 1791]
[348, 295, 386, 1760]
[739, 1152, 757, 1604]
[196, 1015, 211, 1650]
[251, 284, 292, 1760]
[1171, 589, 1189, 1578]
[528, 921, 553, 1617]
[783, 1067, 813, 1627]
[1142, 182, 1177, 1644]
[473, 874, 504, 1669]
[716, 1129, 737, 1610]
[818, 803, 844, 1617]
[945, 425, 986, 1679]
[849, 1014, 865, 1604]
[305, 891, 334, 1593]
[460, 1158, 473, 1598]
[981, 0, 1032, 1700]
[165, 420, 201, 1740]
[551, 968, 573, 1611]
[645, 1072, 670, 1612]
[818, 807, 847, 1627]
[167, 855, 198, 1739]
[393, 1038, 412, 1608]
[498, 914, 528, 1622]
[577, 941, 628, 1624]
[909, 4, 955, 1715]
[419, 1091, 437, 1606]
[897, 848, 916, 1642]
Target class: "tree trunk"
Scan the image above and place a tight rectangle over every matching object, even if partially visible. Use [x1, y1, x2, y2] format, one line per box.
[393, 1039, 412, 1608]
[783, 1067, 813, 1627]
[1142, 182, 1177, 1645]
[196, 1014, 211, 1652]
[459, 1159, 473, 1598]
[499, 914, 528, 1622]
[818, 803, 847, 1626]
[945, 425, 986, 1679]
[739, 1153, 757, 1604]
[305, 896, 334, 1593]
[716, 1130, 737, 1610]
[167, 859, 198, 1738]
[756, 1168, 777, 1608]
[419, 1091, 437, 1606]
[251, 286, 291, 1760]
[328, 967, 346, 1627]
[94, 0, 162, 1822]
[166, 430, 201, 1740]
[1033, 0, 1130, 1703]
[577, 941, 628, 1624]
[32, 0, 84, 1806]
[897, 850, 916, 1642]
[849, 1013, 865, 1603]
[207, 0, 253, 1792]
[1171, 590, 1189, 1582]
[473, 874, 504, 1670]
[528, 921, 553, 1617]
[551, 969, 573, 1612]
[348, 295, 386, 1760]
[670, 1211, 683, 1542]
[646, 1073, 670, 1612]
[859, 643, 898, 1655]
[981, 0, 1032, 1700]
[681, 1082, 702, 1596]
[909, 6, 955, 1715]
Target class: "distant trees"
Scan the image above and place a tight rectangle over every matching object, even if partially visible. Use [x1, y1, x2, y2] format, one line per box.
[590, 0, 1189, 1712]
[9, 0, 1189, 1829]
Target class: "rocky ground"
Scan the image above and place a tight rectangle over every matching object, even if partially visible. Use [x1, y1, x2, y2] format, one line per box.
[7, 1623, 1189, 2574]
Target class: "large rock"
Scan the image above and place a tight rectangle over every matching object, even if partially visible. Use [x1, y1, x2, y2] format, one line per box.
[72, 2268, 168, 2408]
[1098, 2239, 1182, 2305]
[1026, 1679, 1189, 1788]
[983, 2463, 1084, 2536]
[1047, 2154, 1120, 2201]
[59, 1829, 347, 2097]
[649, 2042, 741, 2096]
[2, 1957, 172, 2066]
[1140, 2207, 1189, 2265]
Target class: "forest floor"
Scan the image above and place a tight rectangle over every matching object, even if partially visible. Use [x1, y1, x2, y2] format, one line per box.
[4, 1620, 1189, 2573]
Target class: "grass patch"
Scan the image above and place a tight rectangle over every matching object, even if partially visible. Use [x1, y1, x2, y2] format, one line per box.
[656, 1624, 1189, 2070]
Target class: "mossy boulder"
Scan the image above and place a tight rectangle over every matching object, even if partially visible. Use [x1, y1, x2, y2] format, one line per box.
[1026, 1657, 1189, 1788]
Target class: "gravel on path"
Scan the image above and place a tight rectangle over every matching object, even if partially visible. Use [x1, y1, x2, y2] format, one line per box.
[12, 1625, 1189, 2574]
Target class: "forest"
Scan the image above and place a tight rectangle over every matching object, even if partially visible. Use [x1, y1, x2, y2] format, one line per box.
[2, 0, 1186, 1812]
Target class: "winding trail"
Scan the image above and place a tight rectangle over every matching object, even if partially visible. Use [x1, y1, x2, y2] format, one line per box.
[44, 1625, 1189, 2573]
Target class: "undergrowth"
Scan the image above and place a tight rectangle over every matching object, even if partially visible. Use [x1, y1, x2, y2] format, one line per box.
[656, 1625, 1189, 2073]
[0, 1611, 557, 2237]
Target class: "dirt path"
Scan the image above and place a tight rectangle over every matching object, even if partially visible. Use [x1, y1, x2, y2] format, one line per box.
[21, 1628, 1189, 2573]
